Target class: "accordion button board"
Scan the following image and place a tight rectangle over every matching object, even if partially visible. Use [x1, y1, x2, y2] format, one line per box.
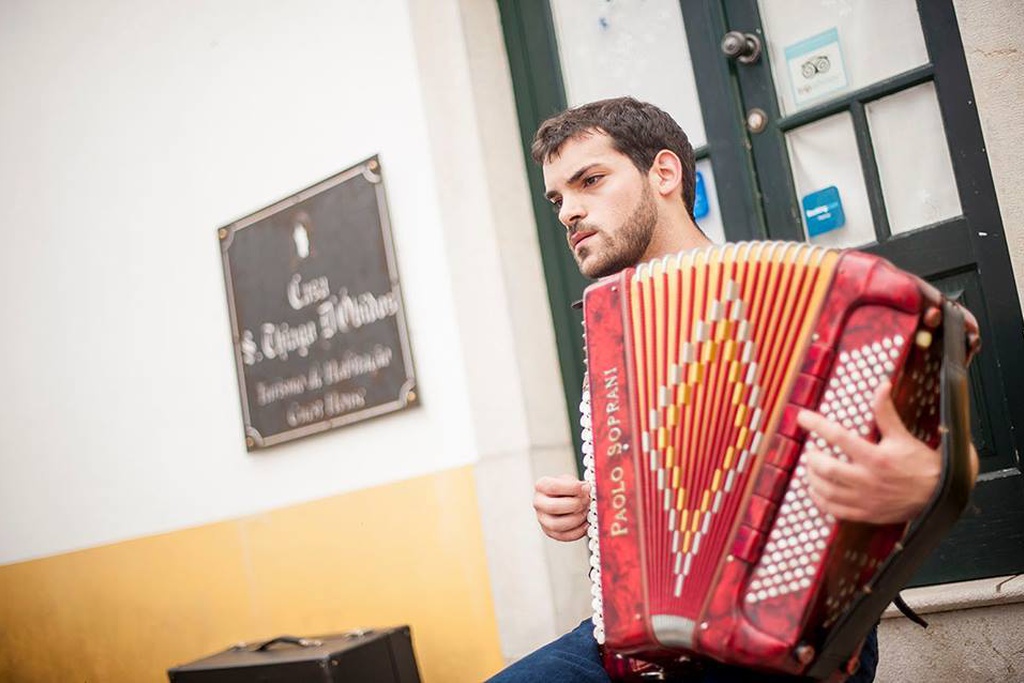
[581, 242, 969, 678]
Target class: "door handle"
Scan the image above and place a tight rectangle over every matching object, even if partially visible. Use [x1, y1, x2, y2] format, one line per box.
[721, 30, 762, 65]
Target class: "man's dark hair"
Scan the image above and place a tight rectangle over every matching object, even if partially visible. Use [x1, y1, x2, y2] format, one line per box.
[531, 97, 697, 219]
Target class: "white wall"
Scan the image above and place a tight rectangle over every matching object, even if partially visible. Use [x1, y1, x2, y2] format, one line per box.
[0, 0, 481, 564]
[954, 0, 1024, 311]
[405, 0, 590, 659]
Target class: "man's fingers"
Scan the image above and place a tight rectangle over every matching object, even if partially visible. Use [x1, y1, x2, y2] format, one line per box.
[546, 522, 589, 542]
[871, 381, 910, 440]
[535, 475, 587, 497]
[806, 469, 864, 508]
[805, 450, 862, 489]
[807, 486, 868, 523]
[805, 451, 865, 507]
[534, 491, 587, 516]
[959, 303, 980, 338]
[537, 511, 587, 533]
[967, 332, 981, 361]
[950, 302, 982, 361]
[534, 475, 591, 542]
[797, 409, 868, 461]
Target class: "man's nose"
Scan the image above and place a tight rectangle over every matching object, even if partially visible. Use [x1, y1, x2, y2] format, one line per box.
[558, 195, 585, 228]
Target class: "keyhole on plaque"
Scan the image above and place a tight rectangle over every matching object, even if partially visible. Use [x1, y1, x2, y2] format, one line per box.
[293, 221, 310, 259]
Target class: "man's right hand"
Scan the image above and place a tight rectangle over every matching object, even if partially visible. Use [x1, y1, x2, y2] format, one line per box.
[534, 474, 592, 541]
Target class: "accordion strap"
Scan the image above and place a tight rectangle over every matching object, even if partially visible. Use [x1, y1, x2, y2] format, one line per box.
[808, 300, 974, 678]
[892, 594, 928, 628]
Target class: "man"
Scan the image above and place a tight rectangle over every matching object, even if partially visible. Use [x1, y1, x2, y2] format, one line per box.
[488, 97, 977, 682]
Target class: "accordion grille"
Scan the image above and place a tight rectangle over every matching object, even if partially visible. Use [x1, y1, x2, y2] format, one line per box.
[627, 242, 838, 619]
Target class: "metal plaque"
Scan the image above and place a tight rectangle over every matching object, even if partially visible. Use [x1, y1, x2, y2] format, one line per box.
[220, 157, 417, 450]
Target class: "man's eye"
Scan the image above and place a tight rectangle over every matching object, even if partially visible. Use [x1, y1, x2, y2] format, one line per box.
[583, 175, 601, 187]
[550, 199, 562, 212]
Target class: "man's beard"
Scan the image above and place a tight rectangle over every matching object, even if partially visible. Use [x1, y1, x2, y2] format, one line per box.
[575, 183, 658, 279]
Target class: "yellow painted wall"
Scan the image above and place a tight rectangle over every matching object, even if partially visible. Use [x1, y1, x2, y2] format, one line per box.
[0, 466, 504, 682]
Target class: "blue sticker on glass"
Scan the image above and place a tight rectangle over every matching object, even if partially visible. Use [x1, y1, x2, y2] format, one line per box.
[693, 171, 709, 220]
[802, 185, 845, 236]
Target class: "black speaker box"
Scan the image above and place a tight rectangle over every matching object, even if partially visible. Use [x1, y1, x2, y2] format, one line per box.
[167, 627, 421, 683]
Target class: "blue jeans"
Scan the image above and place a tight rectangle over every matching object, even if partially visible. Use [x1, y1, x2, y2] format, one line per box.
[487, 619, 878, 683]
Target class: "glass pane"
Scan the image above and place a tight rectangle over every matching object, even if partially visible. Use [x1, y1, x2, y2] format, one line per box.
[786, 112, 874, 248]
[694, 159, 726, 245]
[550, 0, 707, 147]
[867, 82, 962, 235]
[758, 0, 930, 115]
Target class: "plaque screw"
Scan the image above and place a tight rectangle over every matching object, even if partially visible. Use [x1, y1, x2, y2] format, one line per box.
[245, 436, 255, 448]
[368, 159, 379, 172]
[218, 228, 228, 240]
[407, 390, 417, 403]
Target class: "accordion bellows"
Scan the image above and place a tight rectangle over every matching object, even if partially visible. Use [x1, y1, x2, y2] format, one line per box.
[581, 242, 971, 678]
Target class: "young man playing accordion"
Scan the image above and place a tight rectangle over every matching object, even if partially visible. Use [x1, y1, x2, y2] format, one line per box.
[488, 97, 979, 683]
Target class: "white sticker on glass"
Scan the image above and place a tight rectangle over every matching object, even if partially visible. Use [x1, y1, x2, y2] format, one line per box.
[785, 27, 849, 107]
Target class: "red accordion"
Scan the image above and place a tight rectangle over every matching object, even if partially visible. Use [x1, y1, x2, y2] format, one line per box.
[581, 242, 974, 679]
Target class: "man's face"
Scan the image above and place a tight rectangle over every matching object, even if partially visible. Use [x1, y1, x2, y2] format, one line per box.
[542, 132, 658, 279]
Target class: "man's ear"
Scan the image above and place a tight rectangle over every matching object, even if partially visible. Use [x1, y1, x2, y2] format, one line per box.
[649, 149, 684, 199]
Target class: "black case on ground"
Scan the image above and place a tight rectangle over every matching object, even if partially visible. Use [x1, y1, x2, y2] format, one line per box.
[167, 627, 421, 683]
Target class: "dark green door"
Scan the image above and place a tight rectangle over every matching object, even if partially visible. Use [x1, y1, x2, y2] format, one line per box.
[499, 0, 1024, 585]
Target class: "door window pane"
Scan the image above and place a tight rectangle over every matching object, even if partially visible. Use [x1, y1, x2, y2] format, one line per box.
[786, 112, 874, 248]
[550, 0, 707, 147]
[758, 0, 930, 115]
[867, 82, 962, 235]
